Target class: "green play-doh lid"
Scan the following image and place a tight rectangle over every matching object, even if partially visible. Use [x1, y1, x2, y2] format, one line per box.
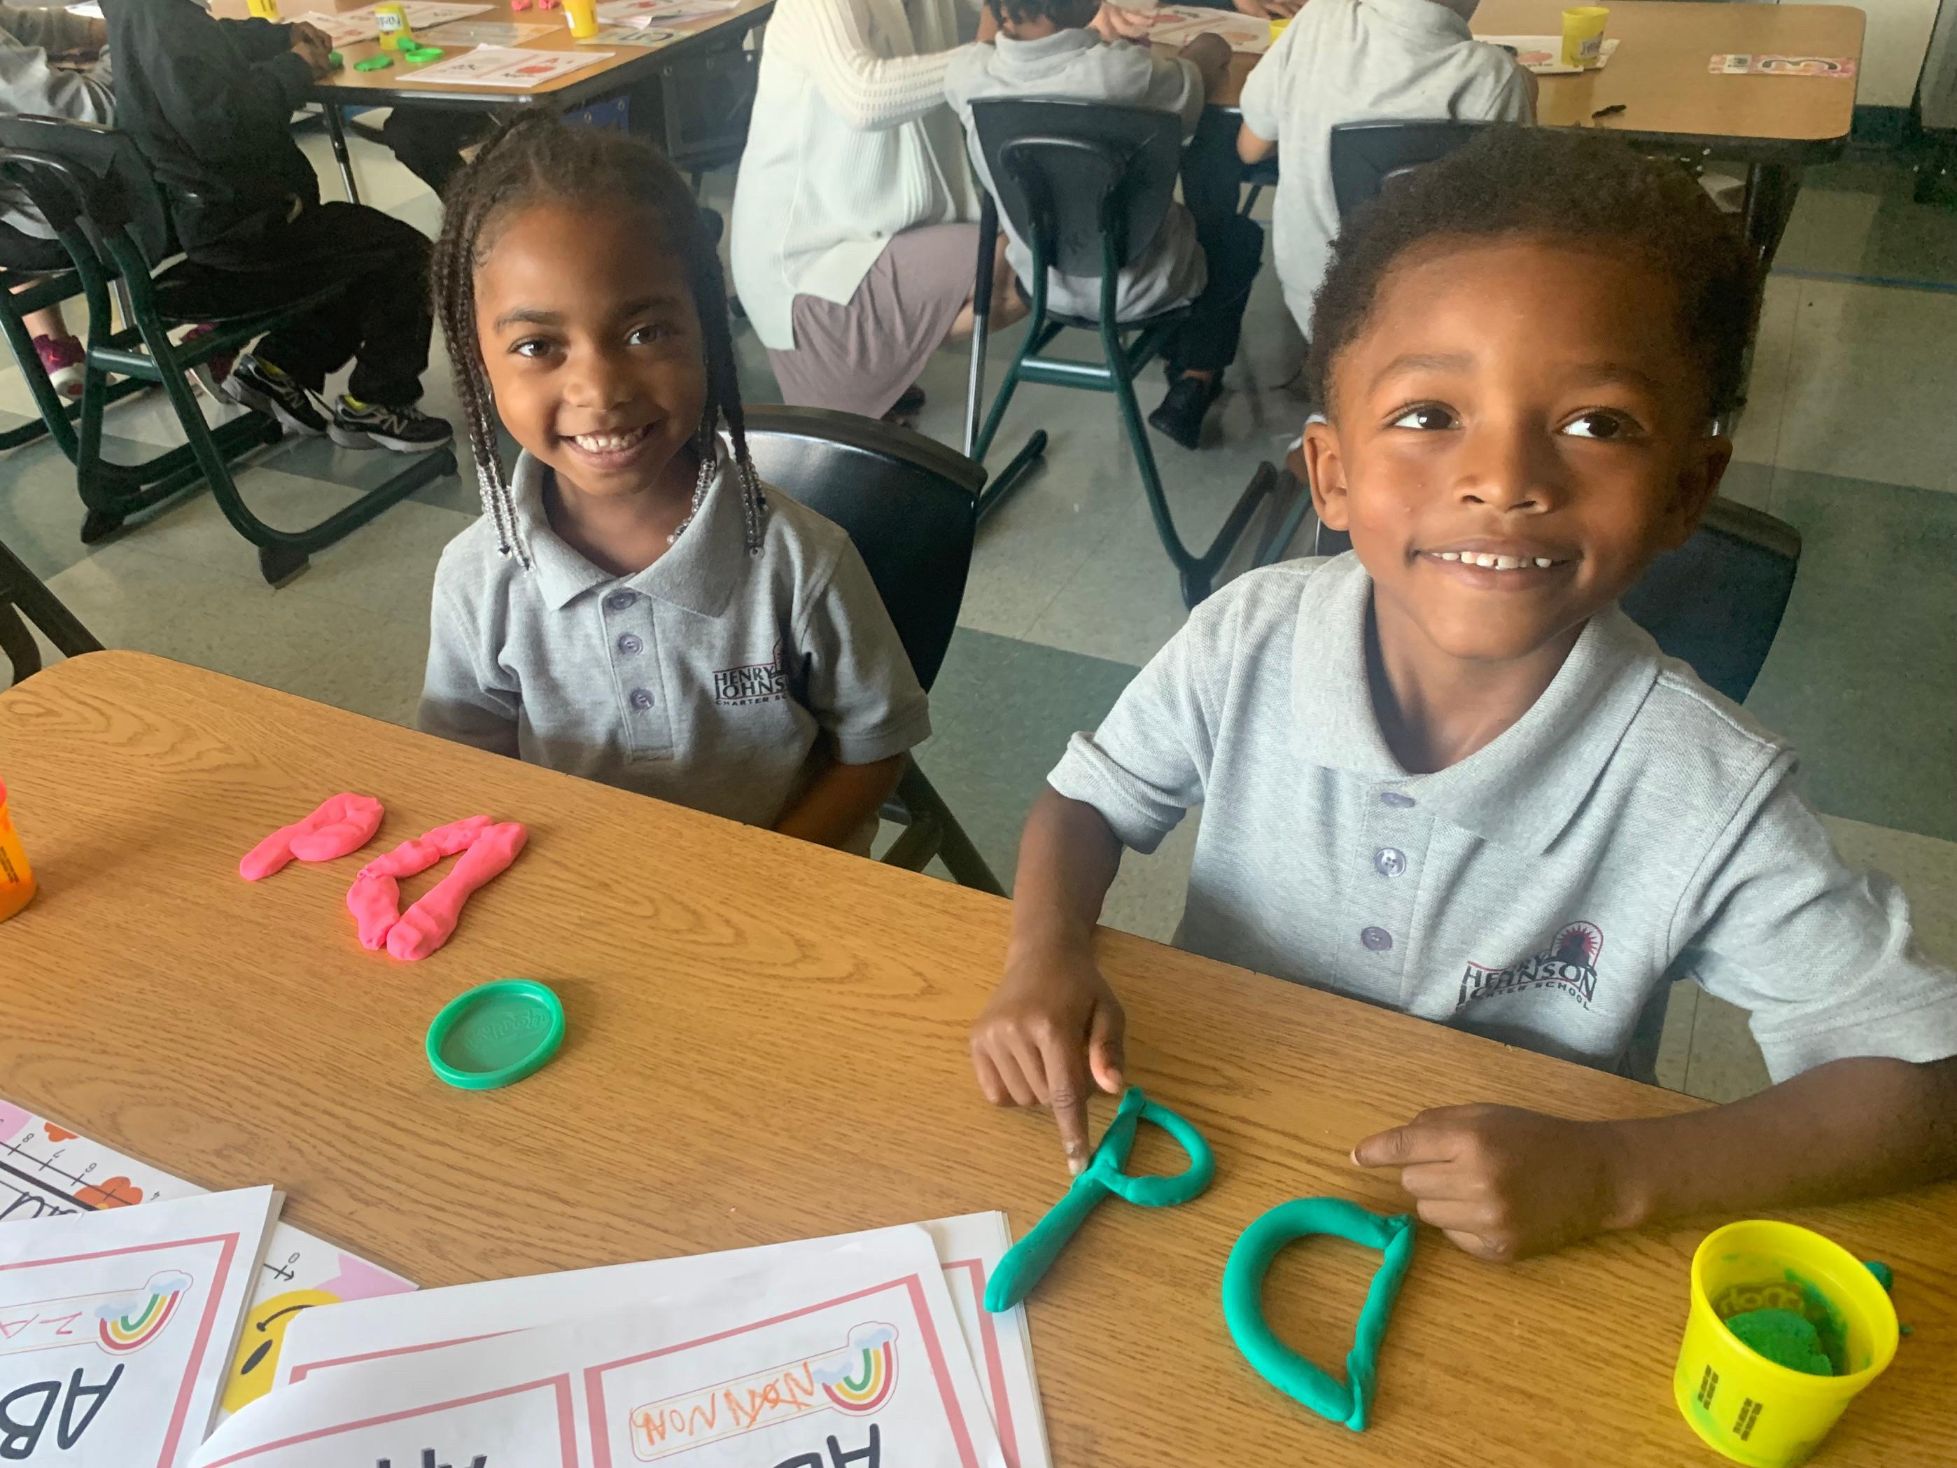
[425, 979, 565, 1090]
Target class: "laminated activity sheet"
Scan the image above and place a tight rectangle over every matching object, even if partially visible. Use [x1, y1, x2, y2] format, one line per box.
[579, 24, 678, 44]
[0, 1187, 279, 1466]
[195, 1229, 1010, 1467]
[1142, 5, 1269, 54]
[0, 1100, 415, 1423]
[1478, 34, 1620, 74]
[294, 2, 493, 46]
[278, 1214, 1051, 1468]
[406, 44, 616, 87]
[293, 11, 384, 48]
[598, 0, 743, 22]
[425, 20, 559, 44]
[1710, 53, 1857, 77]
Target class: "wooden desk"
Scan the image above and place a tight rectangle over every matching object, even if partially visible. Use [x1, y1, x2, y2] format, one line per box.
[4, 652, 1952, 1466]
[307, 0, 773, 199]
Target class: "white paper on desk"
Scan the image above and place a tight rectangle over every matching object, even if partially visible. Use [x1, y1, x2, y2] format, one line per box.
[406, 44, 615, 87]
[1144, 5, 1268, 53]
[0, 1186, 279, 1467]
[293, 11, 382, 48]
[396, 0, 496, 26]
[201, 1229, 1009, 1468]
[580, 24, 677, 44]
[599, 0, 742, 21]
[426, 19, 559, 44]
[279, 1213, 1052, 1468]
[1477, 34, 1620, 74]
[0, 1098, 416, 1427]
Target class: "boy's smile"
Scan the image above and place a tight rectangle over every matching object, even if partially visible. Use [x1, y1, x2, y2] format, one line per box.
[1306, 234, 1731, 674]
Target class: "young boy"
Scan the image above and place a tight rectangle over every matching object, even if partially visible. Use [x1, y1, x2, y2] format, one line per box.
[945, 0, 1264, 449]
[1236, 0, 1532, 343]
[970, 129, 1957, 1261]
[101, 0, 450, 452]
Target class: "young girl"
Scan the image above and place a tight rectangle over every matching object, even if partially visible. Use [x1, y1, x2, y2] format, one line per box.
[418, 116, 931, 852]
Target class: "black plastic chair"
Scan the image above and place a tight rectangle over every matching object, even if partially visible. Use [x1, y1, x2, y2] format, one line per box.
[0, 535, 102, 686]
[962, 99, 1274, 608]
[1328, 118, 1491, 218]
[0, 115, 455, 587]
[741, 405, 1005, 896]
[0, 263, 148, 455]
[1239, 151, 1279, 217]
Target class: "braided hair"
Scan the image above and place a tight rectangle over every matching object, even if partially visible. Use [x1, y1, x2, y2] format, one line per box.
[430, 112, 766, 568]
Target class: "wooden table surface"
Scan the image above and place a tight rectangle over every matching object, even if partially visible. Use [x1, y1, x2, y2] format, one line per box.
[312, 0, 773, 107]
[4, 652, 1952, 1466]
[1205, 0, 1864, 157]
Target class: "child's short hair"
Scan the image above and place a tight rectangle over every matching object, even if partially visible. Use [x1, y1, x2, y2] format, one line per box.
[1307, 127, 1762, 423]
[431, 114, 765, 566]
[983, 0, 1098, 31]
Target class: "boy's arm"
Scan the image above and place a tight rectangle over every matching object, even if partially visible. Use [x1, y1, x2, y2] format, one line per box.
[1354, 1057, 1957, 1261]
[972, 789, 1128, 1171]
[771, 753, 904, 848]
[116, 3, 323, 156]
[1234, 21, 1285, 161]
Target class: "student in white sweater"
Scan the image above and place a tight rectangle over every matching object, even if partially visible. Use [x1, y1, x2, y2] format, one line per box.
[730, 0, 1028, 421]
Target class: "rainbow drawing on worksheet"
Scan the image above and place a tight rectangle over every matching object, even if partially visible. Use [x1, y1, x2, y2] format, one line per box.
[813, 1323, 898, 1414]
[95, 1270, 190, 1354]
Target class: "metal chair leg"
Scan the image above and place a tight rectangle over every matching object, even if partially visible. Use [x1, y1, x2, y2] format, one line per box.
[895, 761, 1003, 896]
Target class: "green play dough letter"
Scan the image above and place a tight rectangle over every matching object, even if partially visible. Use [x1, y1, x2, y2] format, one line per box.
[1222, 1199, 1417, 1432]
[985, 1087, 1215, 1312]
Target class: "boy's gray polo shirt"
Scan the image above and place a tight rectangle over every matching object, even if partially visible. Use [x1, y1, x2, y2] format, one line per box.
[1049, 555, 1957, 1079]
[420, 444, 930, 839]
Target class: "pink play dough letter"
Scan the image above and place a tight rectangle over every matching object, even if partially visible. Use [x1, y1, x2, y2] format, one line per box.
[346, 815, 493, 951]
[386, 821, 528, 962]
[239, 793, 384, 881]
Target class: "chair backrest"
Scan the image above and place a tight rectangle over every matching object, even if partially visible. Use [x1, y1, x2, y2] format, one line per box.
[971, 98, 1183, 278]
[1310, 497, 1801, 703]
[0, 115, 173, 266]
[738, 406, 984, 693]
[1328, 119, 1490, 219]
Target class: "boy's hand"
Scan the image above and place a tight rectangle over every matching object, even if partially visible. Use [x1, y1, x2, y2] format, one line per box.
[1352, 1104, 1630, 1261]
[290, 27, 334, 77]
[1092, 3, 1158, 43]
[972, 947, 1127, 1174]
[1180, 31, 1232, 76]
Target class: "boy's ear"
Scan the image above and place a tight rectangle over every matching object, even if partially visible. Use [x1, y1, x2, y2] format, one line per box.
[1302, 417, 1350, 532]
[1662, 433, 1732, 550]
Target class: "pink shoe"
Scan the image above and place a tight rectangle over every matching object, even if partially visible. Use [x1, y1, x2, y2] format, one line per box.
[32, 332, 84, 400]
[179, 324, 236, 402]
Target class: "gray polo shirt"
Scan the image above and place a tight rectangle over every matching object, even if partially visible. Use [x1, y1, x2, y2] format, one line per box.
[1238, 0, 1534, 333]
[945, 29, 1206, 323]
[1049, 555, 1957, 1079]
[419, 444, 931, 842]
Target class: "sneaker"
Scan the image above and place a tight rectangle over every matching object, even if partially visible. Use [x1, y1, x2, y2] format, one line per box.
[1147, 371, 1224, 451]
[32, 333, 85, 400]
[329, 395, 454, 454]
[224, 353, 330, 435]
[179, 324, 237, 402]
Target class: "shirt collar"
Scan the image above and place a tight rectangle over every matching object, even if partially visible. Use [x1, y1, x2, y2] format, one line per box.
[993, 27, 1103, 66]
[510, 439, 747, 619]
[1290, 555, 1661, 853]
[1360, 0, 1475, 42]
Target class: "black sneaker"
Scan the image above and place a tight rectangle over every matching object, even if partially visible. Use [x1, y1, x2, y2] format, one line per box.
[1147, 372, 1225, 451]
[329, 396, 455, 454]
[223, 353, 329, 435]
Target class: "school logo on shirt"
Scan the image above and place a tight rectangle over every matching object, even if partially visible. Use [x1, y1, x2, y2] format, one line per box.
[1457, 922, 1603, 1010]
[713, 642, 790, 706]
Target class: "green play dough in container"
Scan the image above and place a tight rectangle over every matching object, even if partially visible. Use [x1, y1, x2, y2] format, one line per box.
[1725, 1307, 1834, 1376]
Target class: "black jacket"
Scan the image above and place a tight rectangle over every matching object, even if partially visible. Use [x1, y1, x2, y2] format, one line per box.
[101, 0, 318, 258]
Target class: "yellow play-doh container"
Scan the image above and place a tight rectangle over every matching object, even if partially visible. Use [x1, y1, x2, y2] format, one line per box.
[1268, 15, 1291, 43]
[373, 2, 414, 50]
[1674, 1221, 1899, 1468]
[246, 0, 282, 18]
[563, 0, 601, 38]
[0, 778, 37, 922]
[1560, 6, 1609, 69]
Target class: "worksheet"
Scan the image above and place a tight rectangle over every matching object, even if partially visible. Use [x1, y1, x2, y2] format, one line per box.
[0, 1100, 416, 1423]
[579, 24, 676, 44]
[0, 1187, 279, 1466]
[425, 19, 558, 44]
[598, 0, 742, 22]
[1143, 5, 1269, 54]
[280, 1215, 1051, 1468]
[294, 2, 493, 45]
[406, 44, 615, 87]
[196, 1231, 1009, 1468]
[1709, 53, 1856, 77]
[292, 11, 379, 48]
[1478, 34, 1621, 74]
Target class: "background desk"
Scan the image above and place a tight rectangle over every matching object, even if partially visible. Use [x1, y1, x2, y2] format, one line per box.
[3, 652, 1951, 1466]
[309, 0, 774, 199]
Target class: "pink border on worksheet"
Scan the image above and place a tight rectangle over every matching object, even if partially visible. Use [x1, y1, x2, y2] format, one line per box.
[584, 1273, 984, 1467]
[0, 1232, 241, 1467]
[197, 1374, 578, 1465]
[943, 1258, 1019, 1468]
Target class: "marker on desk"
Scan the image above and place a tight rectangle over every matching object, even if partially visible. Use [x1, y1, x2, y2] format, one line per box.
[1590, 103, 1627, 122]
